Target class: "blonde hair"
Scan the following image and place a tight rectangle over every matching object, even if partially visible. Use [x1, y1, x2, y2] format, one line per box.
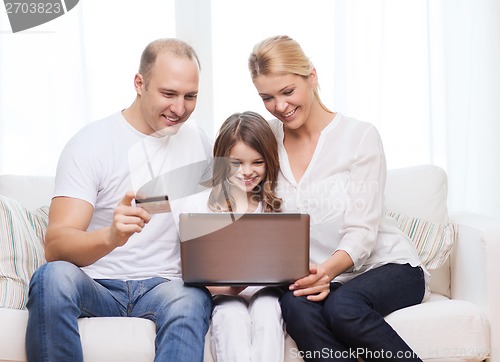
[208, 111, 282, 213]
[138, 38, 200, 87]
[248, 35, 332, 114]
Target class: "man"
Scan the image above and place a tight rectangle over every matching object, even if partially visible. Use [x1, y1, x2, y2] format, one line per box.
[26, 38, 213, 362]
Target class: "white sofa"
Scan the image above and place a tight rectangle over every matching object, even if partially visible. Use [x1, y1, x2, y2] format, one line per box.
[0, 165, 497, 362]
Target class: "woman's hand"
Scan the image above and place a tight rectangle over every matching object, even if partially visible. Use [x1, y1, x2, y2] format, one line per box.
[289, 264, 331, 302]
[289, 250, 354, 302]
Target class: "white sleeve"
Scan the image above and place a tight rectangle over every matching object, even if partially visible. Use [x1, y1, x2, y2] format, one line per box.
[53, 136, 100, 207]
[336, 125, 387, 270]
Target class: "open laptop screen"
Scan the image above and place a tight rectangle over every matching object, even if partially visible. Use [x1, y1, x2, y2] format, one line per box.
[179, 212, 310, 286]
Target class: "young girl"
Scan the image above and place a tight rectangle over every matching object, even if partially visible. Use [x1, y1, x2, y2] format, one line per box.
[248, 35, 428, 361]
[184, 111, 285, 362]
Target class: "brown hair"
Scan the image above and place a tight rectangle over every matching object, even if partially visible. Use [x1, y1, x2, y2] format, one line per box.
[209, 111, 282, 213]
[138, 38, 200, 87]
[248, 35, 332, 114]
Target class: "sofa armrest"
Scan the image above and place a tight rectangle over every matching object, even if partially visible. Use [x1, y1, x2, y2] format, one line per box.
[449, 212, 500, 361]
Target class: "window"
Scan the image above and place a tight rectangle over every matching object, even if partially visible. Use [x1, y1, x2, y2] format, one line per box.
[0, 0, 176, 175]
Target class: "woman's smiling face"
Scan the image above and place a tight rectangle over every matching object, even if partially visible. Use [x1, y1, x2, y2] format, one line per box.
[253, 72, 316, 130]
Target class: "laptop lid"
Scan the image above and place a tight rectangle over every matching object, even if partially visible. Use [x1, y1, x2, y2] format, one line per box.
[179, 212, 310, 286]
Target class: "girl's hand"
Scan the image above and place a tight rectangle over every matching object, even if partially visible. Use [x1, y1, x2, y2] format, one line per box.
[289, 264, 331, 302]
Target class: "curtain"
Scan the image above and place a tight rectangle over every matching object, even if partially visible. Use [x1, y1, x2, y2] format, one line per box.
[441, 0, 500, 217]
[1, 0, 499, 217]
[329, 0, 500, 217]
[0, 0, 176, 176]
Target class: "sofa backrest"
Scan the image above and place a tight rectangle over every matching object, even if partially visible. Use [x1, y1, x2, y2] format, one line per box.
[385, 165, 449, 224]
[0, 165, 452, 297]
[385, 165, 451, 297]
[0, 175, 54, 211]
[1, 165, 450, 216]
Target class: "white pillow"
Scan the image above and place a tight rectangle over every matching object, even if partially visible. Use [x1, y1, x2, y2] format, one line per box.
[0, 195, 48, 309]
[387, 211, 457, 270]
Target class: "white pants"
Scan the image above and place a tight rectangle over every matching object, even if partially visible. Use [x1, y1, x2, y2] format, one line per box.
[210, 286, 284, 362]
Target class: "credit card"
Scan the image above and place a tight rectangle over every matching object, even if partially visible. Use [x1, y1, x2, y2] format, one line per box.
[135, 195, 170, 214]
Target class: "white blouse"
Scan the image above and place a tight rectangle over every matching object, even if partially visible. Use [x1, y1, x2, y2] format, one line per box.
[269, 114, 426, 285]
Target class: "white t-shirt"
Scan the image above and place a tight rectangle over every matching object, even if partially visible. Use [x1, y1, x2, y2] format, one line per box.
[54, 112, 212, 280]
[268, 114, 427, 285]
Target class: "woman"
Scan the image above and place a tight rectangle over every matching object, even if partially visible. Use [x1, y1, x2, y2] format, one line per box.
[248, 35, 428, 361]
[183, 111, 284, 362]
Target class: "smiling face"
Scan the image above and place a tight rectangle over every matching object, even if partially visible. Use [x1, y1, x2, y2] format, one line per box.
[227, 141, 266, 194]
[134, 53, 199, 136]
[253, 72, 316, 130]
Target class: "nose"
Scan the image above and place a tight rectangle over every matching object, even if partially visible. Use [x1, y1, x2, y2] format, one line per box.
[275, 97, 288, 113]
[170, 97, 186, 117]
[240, 164, 253, 176]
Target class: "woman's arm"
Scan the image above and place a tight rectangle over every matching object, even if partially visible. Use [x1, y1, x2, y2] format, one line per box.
[290, 124, 387, 301]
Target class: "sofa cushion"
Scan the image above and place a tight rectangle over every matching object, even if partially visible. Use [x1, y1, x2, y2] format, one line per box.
[385, 165, 449, 224]
[385, 165, 453, 296]
[1, 296, 488, 362]
[385, 294, 490, 360]
[0, 196, 48, 309]
[387, 211, 458, 270]
[0, 308, 29, 361]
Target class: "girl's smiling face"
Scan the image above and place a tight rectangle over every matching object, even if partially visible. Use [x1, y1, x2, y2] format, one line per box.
[227, 141, 266, 193]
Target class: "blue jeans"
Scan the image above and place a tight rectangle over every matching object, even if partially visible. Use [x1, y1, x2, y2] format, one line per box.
[26, 261, 212, 362]
[280, 263, 425, 362]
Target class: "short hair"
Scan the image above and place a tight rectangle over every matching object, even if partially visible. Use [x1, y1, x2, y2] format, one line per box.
[138, 38, 200, 86]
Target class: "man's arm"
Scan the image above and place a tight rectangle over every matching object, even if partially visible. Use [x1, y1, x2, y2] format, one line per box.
[44, 192, 151, 267]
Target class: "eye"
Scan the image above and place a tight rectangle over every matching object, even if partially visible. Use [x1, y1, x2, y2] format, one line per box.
[261, 96, 272, 102]
[162, 92, 175, 98]
[254, 160, 265, 165]
[185, 94, 198, 100]
[283, 89, 294, 96]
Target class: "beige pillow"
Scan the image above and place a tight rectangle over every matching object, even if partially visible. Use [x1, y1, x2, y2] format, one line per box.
[0, 196, 48, 309]
[387, 211, 457, 270]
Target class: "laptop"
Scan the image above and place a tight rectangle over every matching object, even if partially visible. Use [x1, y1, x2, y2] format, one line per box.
[179, 212, 310, 286]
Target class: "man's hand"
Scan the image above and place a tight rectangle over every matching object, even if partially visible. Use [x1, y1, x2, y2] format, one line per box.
[109, 192, 151, 247]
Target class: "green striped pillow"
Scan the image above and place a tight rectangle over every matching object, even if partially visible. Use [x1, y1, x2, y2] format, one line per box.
[387, 211, 458, 270]
[0, 195, 48, 309]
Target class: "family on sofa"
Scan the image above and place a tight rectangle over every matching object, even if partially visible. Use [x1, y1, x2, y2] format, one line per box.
[22, 35, 435, 362]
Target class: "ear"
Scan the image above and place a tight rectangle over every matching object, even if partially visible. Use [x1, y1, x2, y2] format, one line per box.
[134, 73, 144, 95]
[308, 68, 318, 87]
